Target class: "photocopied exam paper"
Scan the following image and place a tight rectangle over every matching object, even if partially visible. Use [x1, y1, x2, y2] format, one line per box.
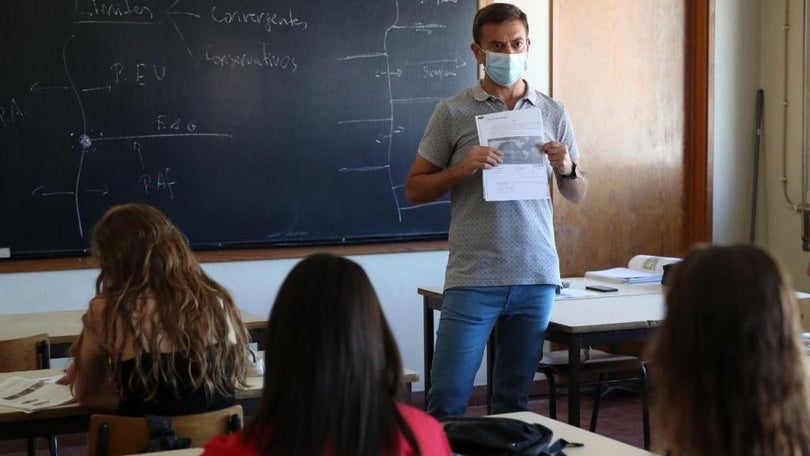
[475, 108, 550, 202]
[0, 375, 74, 412]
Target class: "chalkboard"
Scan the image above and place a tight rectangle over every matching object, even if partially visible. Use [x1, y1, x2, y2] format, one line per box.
[0, 0, 477, 259]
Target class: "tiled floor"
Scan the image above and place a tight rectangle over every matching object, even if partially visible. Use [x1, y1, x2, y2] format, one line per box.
[1, 389, 658, 455]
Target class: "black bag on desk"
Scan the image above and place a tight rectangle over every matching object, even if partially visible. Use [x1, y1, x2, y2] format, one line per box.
[440, 416, 570, 456]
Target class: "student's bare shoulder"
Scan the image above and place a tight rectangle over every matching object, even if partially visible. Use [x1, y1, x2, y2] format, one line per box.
[82, 296, 109, 326]
[88, 296, 109, 313]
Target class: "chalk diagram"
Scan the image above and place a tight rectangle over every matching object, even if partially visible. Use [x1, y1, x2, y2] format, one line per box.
[3, 0, 474, 254]
[27, 1, 233, 238]
[335, 0, 470, 222]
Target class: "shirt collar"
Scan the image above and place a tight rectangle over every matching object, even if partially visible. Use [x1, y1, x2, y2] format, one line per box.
[471, 80, 538, 106]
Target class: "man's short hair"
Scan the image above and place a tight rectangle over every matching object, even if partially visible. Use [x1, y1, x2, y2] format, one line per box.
[472, 3, 529, 45]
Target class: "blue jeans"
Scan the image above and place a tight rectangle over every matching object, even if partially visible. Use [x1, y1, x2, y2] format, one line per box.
[427, 285, 555, 417]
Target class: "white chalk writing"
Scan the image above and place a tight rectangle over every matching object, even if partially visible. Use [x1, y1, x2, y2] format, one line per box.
[0, 98, 24, 129]
[210, 7, 308, 32]
[139, 168, 177, 199]
[110, 63, 166, 86]
[422, 66, 457, 79]
[204, 43, 298, 71]
[156, 115, 198, 133]
[75, 0, 154, 20]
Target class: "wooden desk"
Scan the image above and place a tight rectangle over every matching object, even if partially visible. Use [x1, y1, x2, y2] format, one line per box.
[234, 368, 419, 414]
[0, 370, 96, 441]
[419, 278, 664, 426]
[0, 369, 265, 440]
[0, 368, 419, 441]
[125, 449, 203, 456]
[134, 412, 654, 456]
[496, 411, 654, 455]
[0, 309, 268, 358]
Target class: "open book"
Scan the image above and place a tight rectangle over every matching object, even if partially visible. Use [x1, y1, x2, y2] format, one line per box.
[584, 255, 681, 284]
[0, 375, 75, 412]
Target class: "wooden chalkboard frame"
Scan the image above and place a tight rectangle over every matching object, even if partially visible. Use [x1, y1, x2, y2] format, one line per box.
[0, 239, 449, 273]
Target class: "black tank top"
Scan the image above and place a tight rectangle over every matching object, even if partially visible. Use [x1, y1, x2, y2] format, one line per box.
[117, 352, 235, 416]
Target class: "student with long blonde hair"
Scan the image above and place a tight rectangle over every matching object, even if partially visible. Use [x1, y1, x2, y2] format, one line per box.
[59, 203, 250, 415]
[648, 244, 810, 455]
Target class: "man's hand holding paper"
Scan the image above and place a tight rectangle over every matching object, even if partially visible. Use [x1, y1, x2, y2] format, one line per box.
[541, 140, 573, 176]
[475, 109, 552, 201]
[459, 145, 504, 176]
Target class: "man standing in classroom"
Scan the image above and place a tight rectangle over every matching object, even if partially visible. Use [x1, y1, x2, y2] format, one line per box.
[405, 3, 588, 417]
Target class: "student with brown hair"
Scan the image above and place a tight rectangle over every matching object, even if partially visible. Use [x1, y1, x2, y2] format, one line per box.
[58, 203, 250, 415]
[648, 244, 810, 455]
[203, 253, 452, 456]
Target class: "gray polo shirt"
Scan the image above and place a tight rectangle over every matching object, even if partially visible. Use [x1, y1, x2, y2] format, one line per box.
[417, 81, 579, 290]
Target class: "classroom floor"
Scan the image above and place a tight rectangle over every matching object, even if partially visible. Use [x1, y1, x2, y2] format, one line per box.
[0, 388, 658, 455]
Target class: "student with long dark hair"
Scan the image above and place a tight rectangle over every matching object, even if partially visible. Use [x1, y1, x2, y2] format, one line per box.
[648, 244, 810, 455]
[203, 253, 452, 456]
[58, 203, 250, 415]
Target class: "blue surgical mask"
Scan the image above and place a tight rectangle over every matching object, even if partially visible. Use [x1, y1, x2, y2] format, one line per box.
[479, 46, 527, 87]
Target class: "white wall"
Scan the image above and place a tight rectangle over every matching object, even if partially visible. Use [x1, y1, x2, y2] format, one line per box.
[0, 250, 450, 391]
[712, 0, 761, 244]
[757, 0, 810, 292]
[710, 0, 810, 292]
[511, 0, 551, 94]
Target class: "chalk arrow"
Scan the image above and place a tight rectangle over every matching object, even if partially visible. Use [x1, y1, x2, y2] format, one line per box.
[412, 23, 445, 35]
[32, 185, 74, 199]
[165, 0, 200, 58]
[375, 69, 403, 78]
[407, 57, 467, 69]
[82, 83, 111, 93]
[30, 82, 68, 94]
[391, 23, 445, 36]
[85, 184, 109, 196]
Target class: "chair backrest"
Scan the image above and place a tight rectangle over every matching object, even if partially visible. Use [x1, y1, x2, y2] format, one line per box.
[88, 404, 244, 456]
[798, 296, 810, 333]
[0, 333, 50, 372]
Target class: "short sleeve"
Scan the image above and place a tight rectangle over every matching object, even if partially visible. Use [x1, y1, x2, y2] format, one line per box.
[556, 104, 579, 163]
[417, 102, 452, 168]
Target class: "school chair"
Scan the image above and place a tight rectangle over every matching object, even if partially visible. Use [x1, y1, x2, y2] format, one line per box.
[88, 404, 243, 456]
[537, 347, 650, 450]
[0, 333, 59, 456]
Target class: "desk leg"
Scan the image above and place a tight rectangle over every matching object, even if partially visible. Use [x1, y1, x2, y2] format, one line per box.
[568, 336, 582, 426]
[486, 327, 496, 415]
[423, 297, 434, 411]
[249, 327, 267, 352]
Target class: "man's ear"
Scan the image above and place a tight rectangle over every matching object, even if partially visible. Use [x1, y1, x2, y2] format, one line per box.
[471, 42, 486, 66]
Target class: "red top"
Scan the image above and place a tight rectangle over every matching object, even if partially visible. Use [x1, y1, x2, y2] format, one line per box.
[202, 403, 452, 455]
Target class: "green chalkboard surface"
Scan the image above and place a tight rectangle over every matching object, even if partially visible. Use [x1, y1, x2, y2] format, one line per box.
[0, 0, 477, 258]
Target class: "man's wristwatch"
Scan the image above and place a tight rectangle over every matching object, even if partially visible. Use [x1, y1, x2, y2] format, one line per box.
[559, 162, 578, 180]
